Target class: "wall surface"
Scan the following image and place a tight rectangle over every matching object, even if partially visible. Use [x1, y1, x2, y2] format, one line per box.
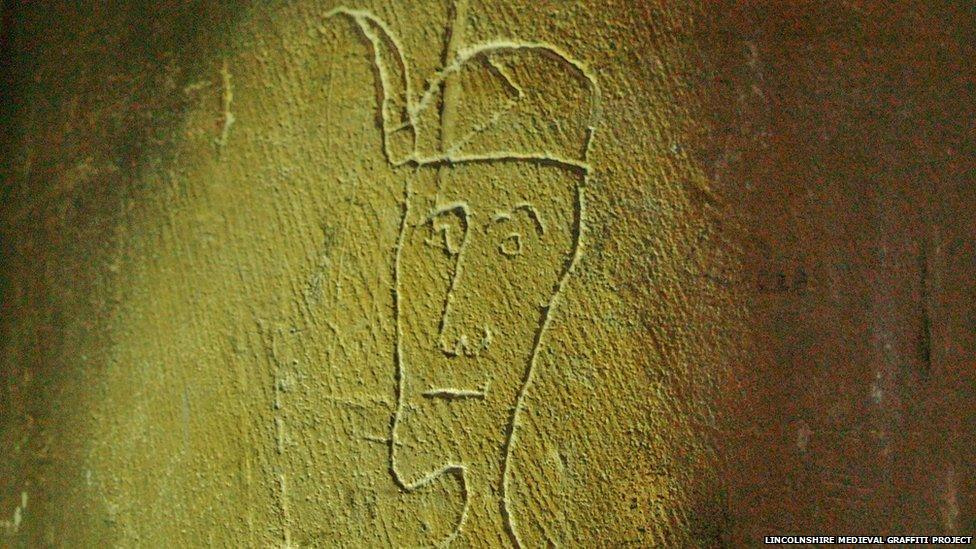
[0, 1, 973, 547]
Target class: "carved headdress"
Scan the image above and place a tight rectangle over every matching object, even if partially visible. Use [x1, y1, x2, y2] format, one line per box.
[325, 8, 602, 171]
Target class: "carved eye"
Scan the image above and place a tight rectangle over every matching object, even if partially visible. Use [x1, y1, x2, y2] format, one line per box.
[499, 233, 523, 257]
[428, 215, 464, 256]
[491, 204, 544, 259]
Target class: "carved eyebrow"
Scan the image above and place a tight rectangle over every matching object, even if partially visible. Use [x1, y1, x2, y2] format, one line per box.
[427, 202, 470, 223]
[490, 202, 545, 236]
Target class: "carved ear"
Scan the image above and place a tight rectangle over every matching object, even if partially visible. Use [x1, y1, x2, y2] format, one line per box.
[324, 8, 416, 164]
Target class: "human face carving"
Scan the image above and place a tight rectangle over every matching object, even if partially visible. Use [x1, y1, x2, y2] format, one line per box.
[392, 161, 580, 495]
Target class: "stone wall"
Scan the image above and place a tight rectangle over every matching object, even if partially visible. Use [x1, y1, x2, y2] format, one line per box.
[1, 1, 973, 546]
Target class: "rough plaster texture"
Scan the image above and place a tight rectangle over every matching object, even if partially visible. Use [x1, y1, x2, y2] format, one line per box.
[0, 1, 974, 547]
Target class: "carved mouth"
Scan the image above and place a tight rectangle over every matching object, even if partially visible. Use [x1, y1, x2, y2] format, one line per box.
[420, 386, 489, 401]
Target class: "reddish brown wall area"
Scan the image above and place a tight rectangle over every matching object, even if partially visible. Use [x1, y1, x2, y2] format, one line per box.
[699, 2, 976, 542]
[702, 2, 976, 540]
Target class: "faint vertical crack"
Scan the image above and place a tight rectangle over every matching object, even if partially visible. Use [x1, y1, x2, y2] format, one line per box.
[918, 240, 932, 379]
[215, 59, 235, 152]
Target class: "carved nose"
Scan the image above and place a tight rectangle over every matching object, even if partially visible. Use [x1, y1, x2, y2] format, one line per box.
[440, 326, 492, 357]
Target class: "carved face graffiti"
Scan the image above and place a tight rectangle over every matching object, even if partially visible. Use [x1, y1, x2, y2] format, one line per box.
[324, 5, 600, 546]
[392, 161, 582, 544]
[395, 160, 578, 468]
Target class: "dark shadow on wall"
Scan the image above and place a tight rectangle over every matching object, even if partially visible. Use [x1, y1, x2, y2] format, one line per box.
[688, 0, 976, 542]
[0, 2, 250, 545]
[1, 1, 250, 221]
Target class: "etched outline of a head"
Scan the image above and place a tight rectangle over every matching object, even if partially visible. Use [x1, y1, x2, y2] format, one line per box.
[325, 8, 600, 546]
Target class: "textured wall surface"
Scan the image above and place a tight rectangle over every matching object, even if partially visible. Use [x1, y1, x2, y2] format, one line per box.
[0, 1, 973, 547]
